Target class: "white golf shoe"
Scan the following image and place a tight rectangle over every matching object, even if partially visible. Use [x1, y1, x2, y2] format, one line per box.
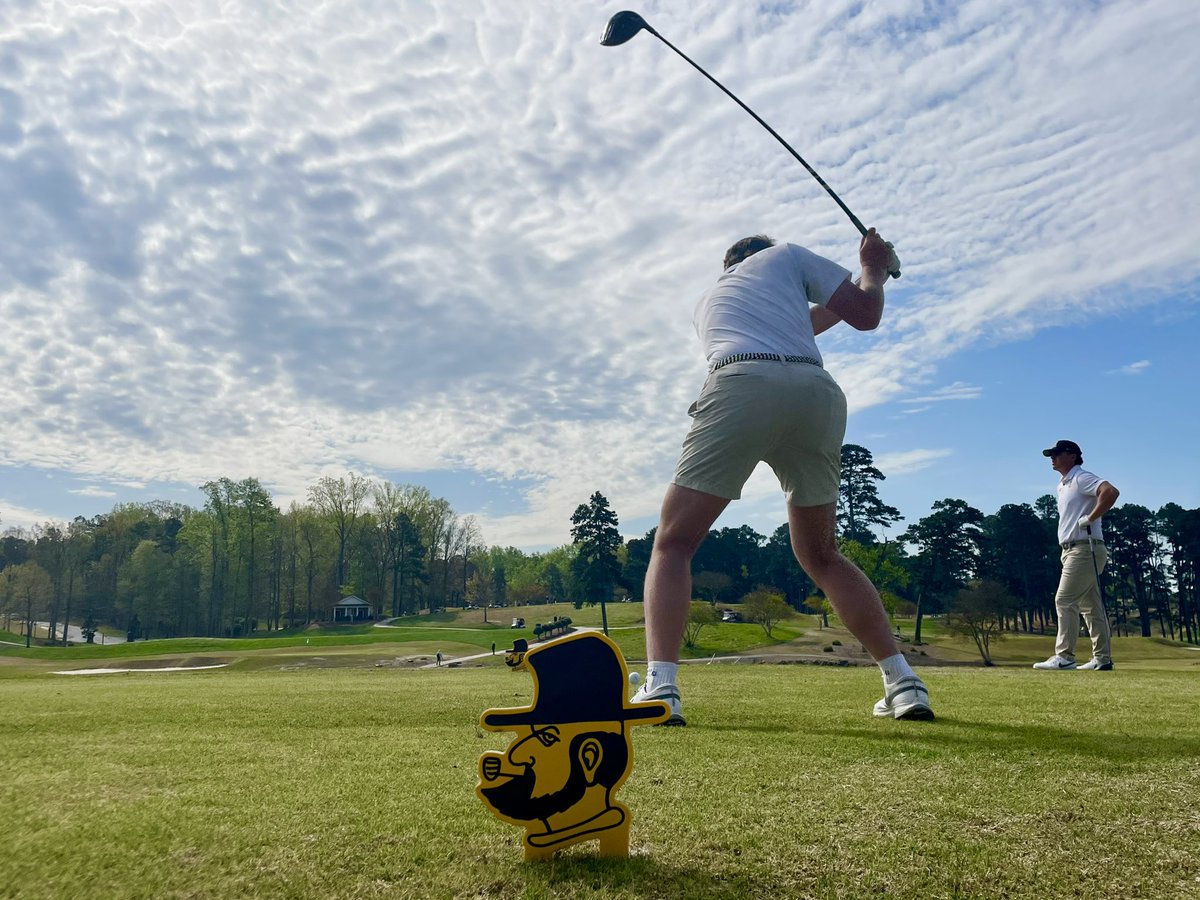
[1032, 655, 1077, 670]
[873, 676, 934, 721]
[1077, 658, 1113, 671]
[631, 682, 686, 726]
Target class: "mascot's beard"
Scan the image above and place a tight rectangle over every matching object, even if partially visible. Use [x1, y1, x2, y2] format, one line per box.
[481, 763, 590, 823]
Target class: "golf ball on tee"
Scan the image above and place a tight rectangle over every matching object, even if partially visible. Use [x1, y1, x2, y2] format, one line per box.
[629, 671, 641, 686]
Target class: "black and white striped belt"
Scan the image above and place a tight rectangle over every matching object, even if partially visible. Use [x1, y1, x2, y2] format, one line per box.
[710, 352, 822, 373]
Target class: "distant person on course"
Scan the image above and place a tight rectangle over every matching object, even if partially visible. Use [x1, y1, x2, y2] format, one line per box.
[1033, 439, 1120, 671]
[631, 229, 933, 725]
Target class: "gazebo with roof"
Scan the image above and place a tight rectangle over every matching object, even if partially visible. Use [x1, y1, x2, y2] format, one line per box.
[333, 595, 371, 622]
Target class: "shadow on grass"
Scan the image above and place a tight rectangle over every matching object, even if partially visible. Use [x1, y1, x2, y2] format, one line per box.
[692, 723, 798, 735]
[802, 717, 1200, 763]
[523, 852, 758, 900]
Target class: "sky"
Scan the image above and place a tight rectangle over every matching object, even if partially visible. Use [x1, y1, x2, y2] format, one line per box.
[1, 0, 1198, 551]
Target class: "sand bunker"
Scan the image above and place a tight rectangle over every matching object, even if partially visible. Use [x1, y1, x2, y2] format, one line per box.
[55, 664, 229, 675]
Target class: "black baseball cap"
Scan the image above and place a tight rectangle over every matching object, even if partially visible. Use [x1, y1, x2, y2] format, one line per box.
[1042, 439, 1081, 457]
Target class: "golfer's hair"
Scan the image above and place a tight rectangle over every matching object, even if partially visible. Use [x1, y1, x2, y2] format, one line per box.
[724, 234, 776, 270]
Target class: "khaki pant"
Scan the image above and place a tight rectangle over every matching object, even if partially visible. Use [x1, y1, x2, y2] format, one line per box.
[1054, 543, 1111, 664]
[672, 360, 846, 506]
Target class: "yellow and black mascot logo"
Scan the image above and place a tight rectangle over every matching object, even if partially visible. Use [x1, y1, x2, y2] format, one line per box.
[477, 631, 669, 860]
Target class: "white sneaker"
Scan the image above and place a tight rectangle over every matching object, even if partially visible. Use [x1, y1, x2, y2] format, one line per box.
[873, 676, 934, 721]
[1077, 658, 1113, 671]
[631, 682, 686, 726]
[1032, 655, 1077, 670]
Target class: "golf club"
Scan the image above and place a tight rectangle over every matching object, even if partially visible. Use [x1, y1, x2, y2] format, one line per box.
[600, 10, 901, 278]
[1085, 523, 1112, 631]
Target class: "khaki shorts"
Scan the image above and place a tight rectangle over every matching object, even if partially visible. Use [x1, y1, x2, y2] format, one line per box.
[672, 360, 846, 507]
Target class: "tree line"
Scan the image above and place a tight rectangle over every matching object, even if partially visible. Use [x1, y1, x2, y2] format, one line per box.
[0, 474, 485, 642]
[2, 448, 1198, 648]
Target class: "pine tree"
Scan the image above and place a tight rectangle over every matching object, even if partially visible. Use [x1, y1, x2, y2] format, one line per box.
[570, 492, 622, 633]
[900, 498, 985, 643]
[838, 444, 903, 543]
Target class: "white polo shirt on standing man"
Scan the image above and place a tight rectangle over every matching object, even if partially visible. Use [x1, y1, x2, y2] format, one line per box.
[1056, 465, 1104, 545]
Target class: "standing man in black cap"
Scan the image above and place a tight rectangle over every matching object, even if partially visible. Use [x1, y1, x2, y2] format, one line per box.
[1034, 440, 1120, 671]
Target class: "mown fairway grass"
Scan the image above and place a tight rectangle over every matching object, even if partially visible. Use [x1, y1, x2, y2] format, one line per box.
[3, 654, 1199, 899]
[0, 602, 808, 674]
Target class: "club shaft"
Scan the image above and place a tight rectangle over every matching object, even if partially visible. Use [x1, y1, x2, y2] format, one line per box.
[647, 29, 868, 236]
[1087, 526, 1109, 619]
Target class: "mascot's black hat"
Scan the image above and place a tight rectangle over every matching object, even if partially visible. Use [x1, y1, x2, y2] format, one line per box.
[481, 631, 667, 728]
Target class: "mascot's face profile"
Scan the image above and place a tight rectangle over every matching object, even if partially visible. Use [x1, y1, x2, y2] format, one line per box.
[476, 631, 668, 860]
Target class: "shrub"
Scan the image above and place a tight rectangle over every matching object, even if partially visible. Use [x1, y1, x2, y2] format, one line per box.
[684, 603, 721, 648]
[740, 589, 794, 638]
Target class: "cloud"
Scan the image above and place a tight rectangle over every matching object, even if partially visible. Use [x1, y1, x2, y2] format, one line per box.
[1110, 360, 1151, 376]
[0, 500, 53, 533]
[900, 382, 984, 405]
[875, 449, 953, 477]
[68, 486, 118, 498]
[0, 0, 1198, 548]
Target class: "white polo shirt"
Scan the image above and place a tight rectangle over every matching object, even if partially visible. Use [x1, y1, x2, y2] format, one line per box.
[693, 242, 851, 367]
[1056, 465, 1104, 545]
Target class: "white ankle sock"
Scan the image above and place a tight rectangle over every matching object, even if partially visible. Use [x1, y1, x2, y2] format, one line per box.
[878, 653, 915, 684]
[646, 661, 678, 690]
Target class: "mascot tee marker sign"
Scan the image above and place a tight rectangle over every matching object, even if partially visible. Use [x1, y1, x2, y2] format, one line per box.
[476, 631, 670, 860]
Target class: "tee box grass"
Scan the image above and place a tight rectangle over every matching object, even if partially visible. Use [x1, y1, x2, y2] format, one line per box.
[3, 652, 1199, 899]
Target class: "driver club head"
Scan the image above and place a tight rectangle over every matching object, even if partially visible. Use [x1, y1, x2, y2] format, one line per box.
[600, 10, 652, 46]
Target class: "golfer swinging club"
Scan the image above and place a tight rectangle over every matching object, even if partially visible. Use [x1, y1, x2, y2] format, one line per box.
[632, 229, 933, 724]
[1033, 439, 1120, 671]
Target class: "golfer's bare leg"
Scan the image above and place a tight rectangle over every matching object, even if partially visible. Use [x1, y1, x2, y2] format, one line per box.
[643, 484, 730, 662]
[787, 501, 899, 661]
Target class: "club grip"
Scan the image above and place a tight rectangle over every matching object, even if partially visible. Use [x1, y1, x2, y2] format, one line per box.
[886, 242, 902, 279]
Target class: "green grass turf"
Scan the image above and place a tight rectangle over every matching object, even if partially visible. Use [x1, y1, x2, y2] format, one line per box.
[2, 661, 1199, 899]
[0, 623, 509, 661]
[0, 602, 807, 671]
[8, 602, 1200, 679]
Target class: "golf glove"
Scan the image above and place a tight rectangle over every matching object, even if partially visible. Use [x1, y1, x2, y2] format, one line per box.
[886, 242, 902, 279]
[1077, 514, 1092, 530]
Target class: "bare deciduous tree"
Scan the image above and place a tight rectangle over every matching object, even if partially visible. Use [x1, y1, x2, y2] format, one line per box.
[308, 472, 370, 591]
